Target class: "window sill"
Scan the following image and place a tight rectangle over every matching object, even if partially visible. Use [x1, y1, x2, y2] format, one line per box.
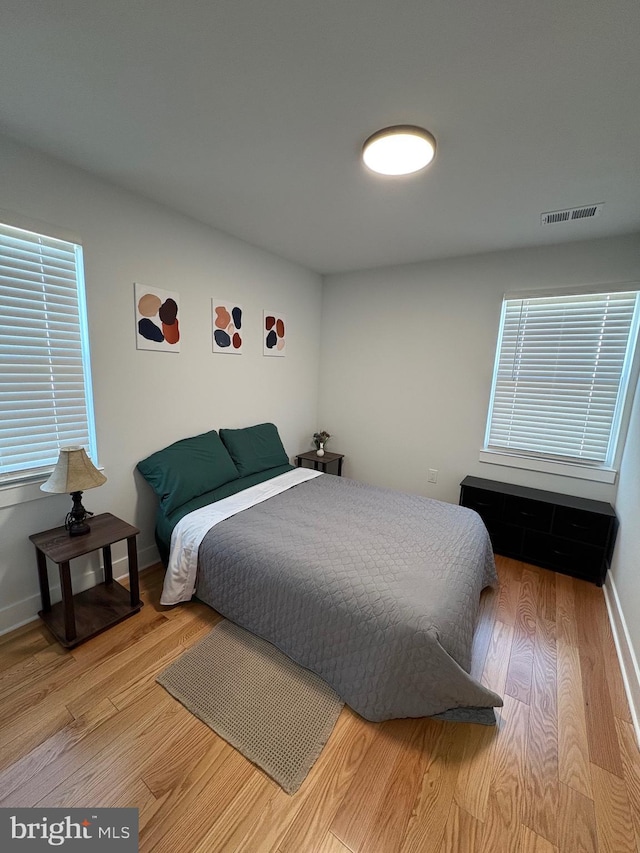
[0, 474, 53, 509]
[478, 450, 617, 484]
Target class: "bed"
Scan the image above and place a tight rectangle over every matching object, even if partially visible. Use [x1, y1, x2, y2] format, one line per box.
[138, 423, 503, 723]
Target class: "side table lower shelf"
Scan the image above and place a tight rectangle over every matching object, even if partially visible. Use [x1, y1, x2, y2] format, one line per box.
[39, 580, 142, 649]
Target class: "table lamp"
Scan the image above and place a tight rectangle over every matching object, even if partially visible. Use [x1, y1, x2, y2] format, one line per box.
[40, 447, 107, 536]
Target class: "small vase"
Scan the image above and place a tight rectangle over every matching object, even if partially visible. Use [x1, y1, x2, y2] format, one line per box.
[316, 443, 325, 457]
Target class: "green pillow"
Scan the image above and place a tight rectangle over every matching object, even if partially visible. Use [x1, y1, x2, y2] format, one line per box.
[137, 430, 240, 514]
[219, 422, 289, 477]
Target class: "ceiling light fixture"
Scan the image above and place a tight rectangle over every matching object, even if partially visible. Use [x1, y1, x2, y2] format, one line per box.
[362, 125, 436, 176]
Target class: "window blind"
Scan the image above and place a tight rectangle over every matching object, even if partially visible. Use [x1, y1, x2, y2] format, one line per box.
[485, 289, 640, 466]
[0, 221, 97, 483]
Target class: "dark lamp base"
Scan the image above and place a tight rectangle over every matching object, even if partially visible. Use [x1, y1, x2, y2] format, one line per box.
[68, 520, 91, 537]
[65, 490, 93, 537]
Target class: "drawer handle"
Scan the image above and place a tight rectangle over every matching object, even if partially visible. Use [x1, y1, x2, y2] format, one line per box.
[474, 501, 493, 507]
[552, 549, 570, 557]
[569, 522, 588, 530]
[519, 511, 536, 517]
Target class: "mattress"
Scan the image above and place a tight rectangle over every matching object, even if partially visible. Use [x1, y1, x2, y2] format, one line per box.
[168, 471, 503, 722]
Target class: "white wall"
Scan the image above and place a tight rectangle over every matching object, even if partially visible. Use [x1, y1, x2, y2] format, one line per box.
[611, 368, 640, 653]
[607, 370, 640, 731]
[0, 135, 322, 633]
[319, 234, 640, 504]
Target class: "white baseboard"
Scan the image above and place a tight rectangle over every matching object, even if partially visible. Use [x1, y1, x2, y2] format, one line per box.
[604, 573, 640, 749]
[0, 543, 160, 637]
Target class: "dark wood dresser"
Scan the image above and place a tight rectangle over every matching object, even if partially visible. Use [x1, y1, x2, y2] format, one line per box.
[459, 475, 618, 586]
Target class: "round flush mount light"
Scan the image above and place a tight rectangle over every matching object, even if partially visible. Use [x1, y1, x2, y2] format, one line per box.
[362, 125, 436, 176]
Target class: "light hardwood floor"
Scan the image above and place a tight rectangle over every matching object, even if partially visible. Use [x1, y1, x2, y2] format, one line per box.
[1, 557, 639, 852]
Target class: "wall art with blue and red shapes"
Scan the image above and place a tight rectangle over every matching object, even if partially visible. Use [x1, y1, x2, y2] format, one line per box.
[134, 283, 181, 352]
[212, 300, 243, 354]
[264, 311, 286, 357]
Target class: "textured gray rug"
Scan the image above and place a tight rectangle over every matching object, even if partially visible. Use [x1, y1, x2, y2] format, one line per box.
[157, 620, 344, 794]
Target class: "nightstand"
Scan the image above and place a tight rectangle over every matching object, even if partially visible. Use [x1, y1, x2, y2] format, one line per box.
[30, 512, 143, 648]
[295, 450, 344, 476]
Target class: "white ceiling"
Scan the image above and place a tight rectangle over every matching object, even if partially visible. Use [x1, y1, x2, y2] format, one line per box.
[1, 0, 639, 274]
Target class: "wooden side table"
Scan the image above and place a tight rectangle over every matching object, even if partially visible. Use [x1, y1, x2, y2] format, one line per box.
[30, 512, 143, 649]
[295, 450, 344, 476]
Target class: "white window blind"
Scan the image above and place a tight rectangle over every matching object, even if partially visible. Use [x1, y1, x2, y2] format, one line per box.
[485, 289, 640, 467]
[0, 221, 98, 483]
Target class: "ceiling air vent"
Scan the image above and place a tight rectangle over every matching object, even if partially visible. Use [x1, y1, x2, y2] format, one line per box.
[541, 203, 604, 225]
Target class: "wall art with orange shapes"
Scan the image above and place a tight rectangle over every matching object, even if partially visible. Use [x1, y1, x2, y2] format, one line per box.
[212, 300, 243, 354]
[134, 283, 181, 352]
[264, 311, 286, 357]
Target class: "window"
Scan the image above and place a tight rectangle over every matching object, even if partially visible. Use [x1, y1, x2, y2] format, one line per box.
[482, 287, 640, 480]
[0, 220, 98, 485]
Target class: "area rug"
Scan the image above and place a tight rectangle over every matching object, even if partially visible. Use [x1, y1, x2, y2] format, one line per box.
[156, 619, 344, 794]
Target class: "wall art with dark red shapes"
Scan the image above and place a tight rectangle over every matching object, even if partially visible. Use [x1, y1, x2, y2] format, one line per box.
[264, 310, 286, 357]
[212, 300, 243, 354]
[135, 283, 181, 352]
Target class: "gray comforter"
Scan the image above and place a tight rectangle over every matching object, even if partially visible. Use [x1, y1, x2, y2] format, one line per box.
[196, 474, 502, 722]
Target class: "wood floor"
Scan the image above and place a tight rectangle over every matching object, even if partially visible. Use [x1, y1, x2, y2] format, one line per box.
[1, 557, 639, 852]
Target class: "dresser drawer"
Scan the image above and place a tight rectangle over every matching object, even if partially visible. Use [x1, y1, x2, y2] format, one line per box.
[552, 505, 613, 547]
[485, 520, 524, 557]
[503, 496, 554, 532]
[523, 530, 605, 581]
[461, 486, 504, 521]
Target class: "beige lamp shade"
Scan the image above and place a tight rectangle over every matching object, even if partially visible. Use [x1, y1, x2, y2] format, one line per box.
[40, 447, 107, 494]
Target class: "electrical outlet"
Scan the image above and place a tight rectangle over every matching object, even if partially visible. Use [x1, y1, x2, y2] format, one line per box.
[428, 468, 438, 484]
